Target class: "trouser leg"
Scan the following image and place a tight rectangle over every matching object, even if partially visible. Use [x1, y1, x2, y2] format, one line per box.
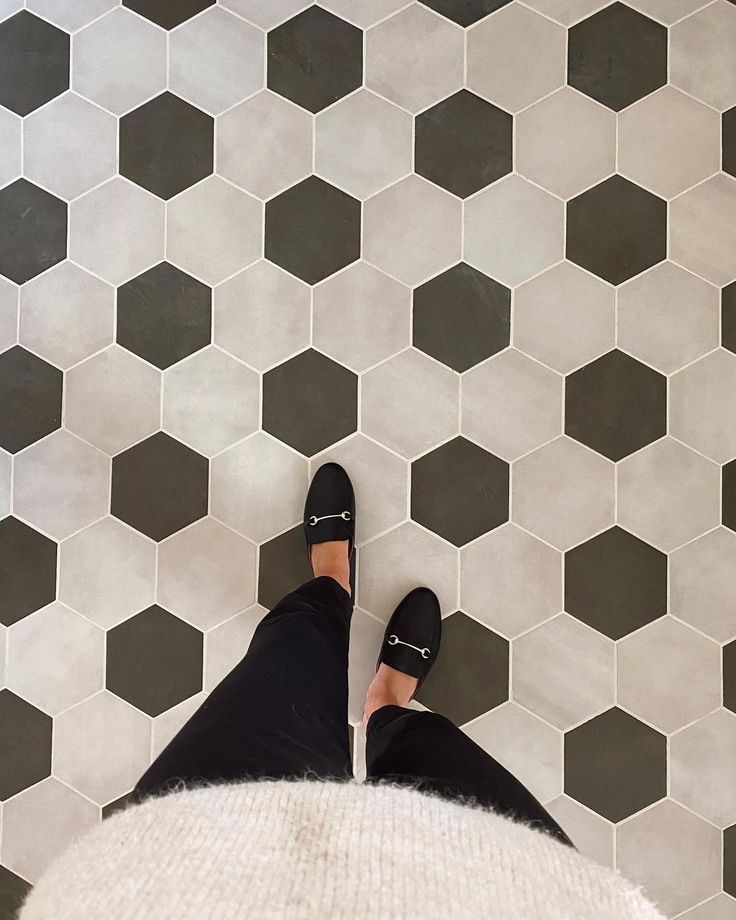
[132, 576, 354, 801]
[365, 705, 573, 847]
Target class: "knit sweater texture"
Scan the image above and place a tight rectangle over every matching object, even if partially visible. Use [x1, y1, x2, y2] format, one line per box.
[19, 780, 664, 920]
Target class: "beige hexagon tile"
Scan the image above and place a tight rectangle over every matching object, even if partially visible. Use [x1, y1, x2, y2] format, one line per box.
[158, 517, 257, 630]
[513, 262, 615, 374]
[210, 432, 308, 543]
[216, 92, 312, 200]
[617, 617, 721, 733]
[152, 691, 208, 759]
[670, 709, 736, 827]
[0, 101, 21, 189]
[0, 778, 99, 884]
[311, 434, 408, 545]
[59, 516, 156, 629]
[313, 262, 410, 373]
[220, 0, 309, 29]
[512, 613, 614, 730]
[352, 720, 368, 782]
[72, 8, 167, 116]
[617, 262, 719, 374]
[204, 604, 266, 691]
[320, 0, 407, 28]
[360, 349, 459, 460]
[0, 0, 23, 20]
[26, 0, 117, 31]
[69, 178, 165, 286]
[617, 438, 720, 553]
[679, 895, 736, 920]
[53, 690, 152, 806]
[167, 177, 262, 286]
[363, 175, 462, 287]
[461, 348, 563, 462]
[13, 430, 110, 540]
[0, 451, 10, 519]
[214, 261, 310, 372]
[670, 528, 736, 642]
[357, 522, 458, 621]
[464, 702, 563, 804]
[670, 0, 736, 111]
[670, 350, 736, 464]
[464, 175, 565, 288]
[365, 5, 464, 115]
[23, 93, 117, 201]
[467, 4, 566, 113]
[617, 799, 721, 917]
[521, 0, 607, 26]
[169, 7, 264, 116]
[671, 174, 736, 288]
[618, 87, 720, 199]
[0, 276, 17, 353]
[461, 523, 562, 639]
[6, 602, 104, 716]
[512, 437, 615, 551]
[348, 607, 385, 724]
[19, 262, 114, 371]
[64, 345, 161, 456]
[315, 90, 413, 200]
[516, 88, 615, 200]
[625, 0, 712, 24]
[162, 347, 259, 458]
[544, 795, 614, 866]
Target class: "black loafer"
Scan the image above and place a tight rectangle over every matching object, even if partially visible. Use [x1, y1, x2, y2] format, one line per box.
[377, 587, 441, 699]
[304, 462, 356, 590]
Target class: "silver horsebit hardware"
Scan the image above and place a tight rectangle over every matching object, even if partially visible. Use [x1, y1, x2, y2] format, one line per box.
[388, 635, 431, 659]
[308, 511, 352, 526]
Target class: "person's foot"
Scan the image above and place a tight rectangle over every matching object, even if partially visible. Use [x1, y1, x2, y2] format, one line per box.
[311, 539, 351, 597]
[363, 664, 418, 727]
[363, 587, 442, 728]
[303, 462, 355, 596]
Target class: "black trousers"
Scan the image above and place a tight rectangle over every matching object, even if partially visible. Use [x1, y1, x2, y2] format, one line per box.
[133, 576, 572, 846]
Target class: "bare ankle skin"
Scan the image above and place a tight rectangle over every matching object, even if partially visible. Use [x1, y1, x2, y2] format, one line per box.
[311, 539, 351, 597]
[362, 663, 418, 728]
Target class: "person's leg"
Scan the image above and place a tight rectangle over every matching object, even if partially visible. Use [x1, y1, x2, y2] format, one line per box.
[132, 559, 353, 802]
[363, 666, 573, 847]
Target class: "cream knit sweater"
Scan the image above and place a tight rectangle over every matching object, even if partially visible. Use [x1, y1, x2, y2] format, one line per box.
[20, 780, 664, 920]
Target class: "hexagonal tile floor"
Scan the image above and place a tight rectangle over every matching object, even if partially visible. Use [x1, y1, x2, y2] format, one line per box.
[0, 2, 734, 917]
